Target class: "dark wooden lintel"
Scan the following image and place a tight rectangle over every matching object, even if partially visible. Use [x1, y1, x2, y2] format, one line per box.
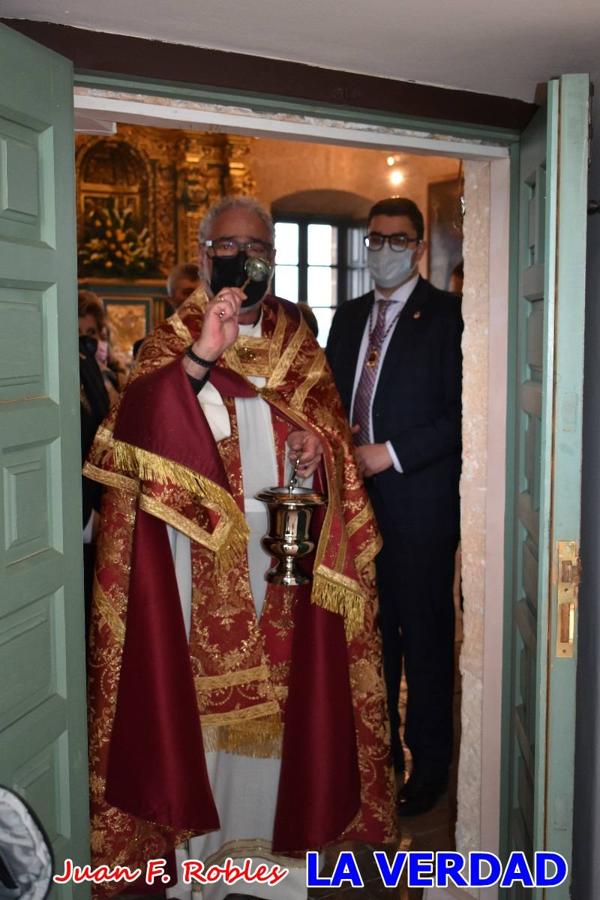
[1, 19, 535, 132]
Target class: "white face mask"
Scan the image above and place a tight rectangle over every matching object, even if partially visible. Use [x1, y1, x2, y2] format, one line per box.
[367, 245, 416, 289]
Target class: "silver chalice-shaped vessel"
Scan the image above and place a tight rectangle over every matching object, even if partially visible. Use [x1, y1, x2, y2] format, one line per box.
[255, 459, 326, 586]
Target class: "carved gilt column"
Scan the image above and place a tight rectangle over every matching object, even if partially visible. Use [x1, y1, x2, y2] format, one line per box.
[175, 134, 258, 262]
[223, 136, 257, 197]
[176, 135, 225, 264]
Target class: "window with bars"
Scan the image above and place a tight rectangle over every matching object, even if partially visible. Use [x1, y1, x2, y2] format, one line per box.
[273, 218, 371, 345]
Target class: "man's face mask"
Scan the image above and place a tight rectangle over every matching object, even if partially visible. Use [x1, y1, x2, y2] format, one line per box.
[210, 251, 272, 310]
[367, 245, 416, 290]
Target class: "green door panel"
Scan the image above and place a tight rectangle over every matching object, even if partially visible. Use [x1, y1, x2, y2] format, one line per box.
[0, 23, 90, 898]
[502, 74, 589, 896]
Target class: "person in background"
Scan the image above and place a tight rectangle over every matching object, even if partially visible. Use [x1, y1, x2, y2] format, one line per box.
[131, 337, 145, 360]
[166, 262, 201, 311]
[77, 292, 110, 632]
[327, 196, 462, 817]
[78, 291, 120, 403]
[449, 260, 464, 296]
[78, 289, 105, 344]
[103, 323, 128, 392]
[130, 266, 201, 363]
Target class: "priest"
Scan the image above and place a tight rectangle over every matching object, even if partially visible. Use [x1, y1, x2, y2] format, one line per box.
[84, 197, 395, 899]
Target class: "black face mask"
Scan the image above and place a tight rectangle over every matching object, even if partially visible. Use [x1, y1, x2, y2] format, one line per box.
[209, 251, 271, 309]
[79, 334, 98, 358]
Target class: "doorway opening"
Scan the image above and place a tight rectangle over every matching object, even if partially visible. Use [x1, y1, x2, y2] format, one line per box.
[74, 118, 465, 349]
[74, 83, 510, 872]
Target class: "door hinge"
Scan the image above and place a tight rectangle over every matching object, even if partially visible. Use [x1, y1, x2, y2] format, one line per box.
[556, 540, 580, 658]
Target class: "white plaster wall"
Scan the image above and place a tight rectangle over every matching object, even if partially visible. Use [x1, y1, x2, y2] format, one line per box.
[455, 161, 491, 865]
[428, 158, 508, 900]
[424, 157, 510, 900]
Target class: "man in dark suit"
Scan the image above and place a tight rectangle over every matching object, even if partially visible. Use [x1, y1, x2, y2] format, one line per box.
[326, 197, 462, 816]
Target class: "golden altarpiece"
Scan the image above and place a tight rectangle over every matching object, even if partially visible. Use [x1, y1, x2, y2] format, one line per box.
[76, 124, 256, 357]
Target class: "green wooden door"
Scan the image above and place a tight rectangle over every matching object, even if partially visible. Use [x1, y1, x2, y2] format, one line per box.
[502, 74, 589, 895]
[0, 24, 90, 895]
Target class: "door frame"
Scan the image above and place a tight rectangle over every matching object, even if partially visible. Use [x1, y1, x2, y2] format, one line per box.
[73, 74, 514, 865]
[73, 70, 518, 156]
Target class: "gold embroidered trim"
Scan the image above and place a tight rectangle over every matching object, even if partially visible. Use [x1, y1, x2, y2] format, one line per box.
[202, 712, 282, 758]
[312, 567, 365, 639]
[267, 318, 305, 390]
[316, 563, 366, 595]
[168, 312, 193, 343]
[257, 386, 281, 404]
[335, 522, 349, 573]
[312, 443, 341, 589]
[94, 424, 114, 446]
[196, 664, 271, 693]
[202, 839, 305, 870]
[355, 534, 383, 573]
[290, 346, 326, 411]
[346, 503, 372, 538]
[83, 462, 138, 494]
[138, 494, 233, 563]
[201, 701, 280, 727]
[185, 285, 210, 314]
[112, 440, 249, 571]
[94, 578, 126, 643]
[224, 335, 272, 378]
[268, 303, 288, 371]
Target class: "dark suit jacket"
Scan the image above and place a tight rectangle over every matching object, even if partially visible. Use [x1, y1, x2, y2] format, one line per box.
[326, 277, 462, 539]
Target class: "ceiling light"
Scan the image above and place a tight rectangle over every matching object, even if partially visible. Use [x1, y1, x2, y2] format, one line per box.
[389, 168, 405, 186]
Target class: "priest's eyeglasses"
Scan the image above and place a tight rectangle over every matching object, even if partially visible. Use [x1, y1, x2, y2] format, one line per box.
[364, 232, 421, 252]
[203, 237, 273, 258]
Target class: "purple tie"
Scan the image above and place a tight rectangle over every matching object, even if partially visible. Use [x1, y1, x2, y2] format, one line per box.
[353, 300, 388, 446]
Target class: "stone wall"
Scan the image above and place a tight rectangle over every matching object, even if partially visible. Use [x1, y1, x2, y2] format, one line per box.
[456, 160, 491, 862]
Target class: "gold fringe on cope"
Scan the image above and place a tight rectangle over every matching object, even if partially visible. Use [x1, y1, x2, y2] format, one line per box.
[202, 714, 283, 759]
[82, 461, 138, 494]
[112, 439, 250, 572]
[312, 570, 365, 639]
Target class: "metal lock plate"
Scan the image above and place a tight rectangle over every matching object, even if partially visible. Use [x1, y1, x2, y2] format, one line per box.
[556, 540, 580, 658]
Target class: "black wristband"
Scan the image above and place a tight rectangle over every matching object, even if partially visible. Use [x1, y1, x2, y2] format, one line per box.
[186, 345, 219, 368]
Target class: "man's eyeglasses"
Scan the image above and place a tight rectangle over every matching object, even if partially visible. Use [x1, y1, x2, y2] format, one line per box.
[363, 232, 421, 252]
[202, 237, 273, 258]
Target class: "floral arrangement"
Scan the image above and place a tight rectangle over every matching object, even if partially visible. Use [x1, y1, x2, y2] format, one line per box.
[78, 203, 161, 278]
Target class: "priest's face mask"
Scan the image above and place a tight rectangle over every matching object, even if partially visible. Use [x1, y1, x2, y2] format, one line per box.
[200, 208, 275, 311]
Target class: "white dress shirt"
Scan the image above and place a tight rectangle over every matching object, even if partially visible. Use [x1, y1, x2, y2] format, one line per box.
[350, 273, 420, 473]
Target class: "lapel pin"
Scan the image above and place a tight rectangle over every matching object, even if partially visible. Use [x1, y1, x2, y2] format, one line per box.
[413, 310, 421, 319]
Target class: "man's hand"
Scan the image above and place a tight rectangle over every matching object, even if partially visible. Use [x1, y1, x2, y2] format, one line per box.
[182, 286, 246, 378]
[287, 430, 323, 479]
[354, 443, 393, 478]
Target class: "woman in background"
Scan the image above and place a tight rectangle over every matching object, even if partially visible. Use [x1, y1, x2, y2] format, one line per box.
[78, 291, 121, 403]
[77, 291, 110, 633]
